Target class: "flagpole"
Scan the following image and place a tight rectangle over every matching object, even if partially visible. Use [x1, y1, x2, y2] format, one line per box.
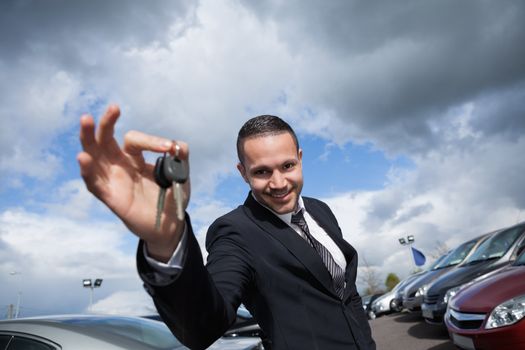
[398, 235, 417, 274]
[408, 244, 416, 272]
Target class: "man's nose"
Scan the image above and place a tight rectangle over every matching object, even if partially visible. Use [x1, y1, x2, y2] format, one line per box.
[269, 171, 286, 188]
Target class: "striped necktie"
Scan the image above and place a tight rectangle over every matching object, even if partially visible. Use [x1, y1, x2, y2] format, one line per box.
[291, 210, 345, 299]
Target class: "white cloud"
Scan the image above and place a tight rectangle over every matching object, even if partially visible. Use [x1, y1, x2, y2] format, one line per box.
[89, 290, 156, 316]
[326, 134, 525, 286]
[0, 208, 141, 316]
[1, 0, 524, 310]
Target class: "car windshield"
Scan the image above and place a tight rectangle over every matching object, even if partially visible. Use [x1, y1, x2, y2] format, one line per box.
[464, 225, 525, 264]
[433, 239, 477, 269]
[56, 316, 182, 349]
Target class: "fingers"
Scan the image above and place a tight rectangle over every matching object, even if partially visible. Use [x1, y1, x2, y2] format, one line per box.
[169, 140, 190, 161]
[96, 104, 120, 144]
[77, 151, 99, 195]
[123, 130, 176, 156]
[79, 115, 96, 151]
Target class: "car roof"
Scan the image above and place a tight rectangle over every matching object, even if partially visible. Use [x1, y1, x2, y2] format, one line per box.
[0, 314, 186, 350]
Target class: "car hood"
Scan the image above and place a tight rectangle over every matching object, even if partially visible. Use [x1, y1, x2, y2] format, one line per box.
[406, 265, 455, 295]
[426, 258, 509, 296]
[450, 265, 525, 313]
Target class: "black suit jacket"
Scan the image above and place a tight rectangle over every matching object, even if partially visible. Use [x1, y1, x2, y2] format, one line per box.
[137, 194, 375, 350]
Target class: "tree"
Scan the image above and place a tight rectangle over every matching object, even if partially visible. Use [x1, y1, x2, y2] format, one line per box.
[359, 255, 383, 295]
[429, 240, 450, 260]
[385, 273, 400, 291]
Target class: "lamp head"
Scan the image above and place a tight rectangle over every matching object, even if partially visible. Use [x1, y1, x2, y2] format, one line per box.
[94, 279, 103, 287]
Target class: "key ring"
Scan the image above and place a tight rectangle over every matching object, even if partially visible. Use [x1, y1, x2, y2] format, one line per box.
[174, 141, 181, 158]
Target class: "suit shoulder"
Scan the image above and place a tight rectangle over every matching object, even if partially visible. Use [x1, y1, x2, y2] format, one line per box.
[303, 196, 333, 212]
[205, 205, 249, 247]
[210, 205, 248, 228]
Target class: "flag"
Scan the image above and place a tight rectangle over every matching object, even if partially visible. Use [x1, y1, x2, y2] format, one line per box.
[411, 247, 426, 266]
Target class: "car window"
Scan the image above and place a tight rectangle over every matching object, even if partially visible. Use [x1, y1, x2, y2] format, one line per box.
[59, 316, 181, 349]
[433, 240, 476, 268]
[515, 248, 525, 265]
[0, 335, 12, 349]
[7, 337, 55, 350]
[465, 225, 525, 263]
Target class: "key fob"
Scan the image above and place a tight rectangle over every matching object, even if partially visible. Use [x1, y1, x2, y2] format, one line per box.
[164, 156, 188, 184]
[154, 155, 172, 189]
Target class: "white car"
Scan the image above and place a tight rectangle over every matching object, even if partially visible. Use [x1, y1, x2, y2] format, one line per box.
[0, 314, 263, 350]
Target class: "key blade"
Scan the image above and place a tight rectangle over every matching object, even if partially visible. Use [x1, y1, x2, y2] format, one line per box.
[155, 187, 167, 230]
[173, 182, 185, 221]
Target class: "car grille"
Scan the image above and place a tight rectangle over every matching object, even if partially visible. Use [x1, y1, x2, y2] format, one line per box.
[448, 309, 485, 330]
[424, 294, 440, 305]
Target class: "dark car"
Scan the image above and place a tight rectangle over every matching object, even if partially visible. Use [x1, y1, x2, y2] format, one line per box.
[421, 222, 525, 324]
[361, 294, 382, 319]
[393, 251, 452, 311]
[402, 232, 494, 312]
[0, 315, 263, 350]
[445, 250, 525, 350]
[144, 306, 268, 348]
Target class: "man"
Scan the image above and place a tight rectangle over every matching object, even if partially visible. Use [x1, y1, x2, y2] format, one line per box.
[78, 105, 375, 350]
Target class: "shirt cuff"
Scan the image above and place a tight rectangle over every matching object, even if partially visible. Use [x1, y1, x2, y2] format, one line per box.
[143, 223, 188, 281]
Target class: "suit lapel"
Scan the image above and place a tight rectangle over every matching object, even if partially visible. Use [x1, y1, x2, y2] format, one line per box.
[243, 194, 335, 296]
[304, 197, 358, 301]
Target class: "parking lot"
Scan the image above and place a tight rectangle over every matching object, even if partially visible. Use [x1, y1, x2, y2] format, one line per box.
[370, 311, 456, 350]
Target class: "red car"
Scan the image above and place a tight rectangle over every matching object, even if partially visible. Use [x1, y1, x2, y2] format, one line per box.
[445, 250, 525, 350]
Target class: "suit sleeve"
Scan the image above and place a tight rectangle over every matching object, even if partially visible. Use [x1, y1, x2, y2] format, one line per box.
[137, 214, 254, 350]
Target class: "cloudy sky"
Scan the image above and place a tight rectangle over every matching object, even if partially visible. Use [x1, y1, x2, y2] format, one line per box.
[1, 0, 524, 318]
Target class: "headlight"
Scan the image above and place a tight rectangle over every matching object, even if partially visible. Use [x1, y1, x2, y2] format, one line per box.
[415, 284, 429, 297]
[486, 294, 525, 329]
[443, 286, 461, 304]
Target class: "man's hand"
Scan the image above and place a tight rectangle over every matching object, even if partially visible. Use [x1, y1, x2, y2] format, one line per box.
[77, 105, 190, 262]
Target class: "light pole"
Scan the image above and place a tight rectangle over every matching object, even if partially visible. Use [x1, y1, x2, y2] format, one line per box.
[9, 271, 22, 319]
[83, 278, 103, 309]
[398, 235, 416, 273]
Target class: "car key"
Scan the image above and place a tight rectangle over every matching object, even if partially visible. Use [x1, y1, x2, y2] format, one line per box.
[165, 144, 188, 222]
[154, 154, 171, 230]
[153, 144, 188, 229]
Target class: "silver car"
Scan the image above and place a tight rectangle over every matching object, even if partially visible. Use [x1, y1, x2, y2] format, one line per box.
[0, 315, 263, 350]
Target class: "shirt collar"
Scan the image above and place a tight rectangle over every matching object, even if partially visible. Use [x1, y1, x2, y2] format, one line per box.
[250, 192, 305, 225]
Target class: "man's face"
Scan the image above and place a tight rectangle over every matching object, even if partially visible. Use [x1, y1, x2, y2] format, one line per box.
[237, 132, 303, 214]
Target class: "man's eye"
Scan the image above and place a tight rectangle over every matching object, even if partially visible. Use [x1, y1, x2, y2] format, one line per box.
[254, 169, 268, 176]
[284, 163, 295, 170]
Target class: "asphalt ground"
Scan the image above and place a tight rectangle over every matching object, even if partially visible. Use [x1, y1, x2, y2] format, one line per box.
[369, 311, 457, 350]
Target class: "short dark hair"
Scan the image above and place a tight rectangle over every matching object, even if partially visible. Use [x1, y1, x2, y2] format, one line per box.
[236, 115, 299, 164]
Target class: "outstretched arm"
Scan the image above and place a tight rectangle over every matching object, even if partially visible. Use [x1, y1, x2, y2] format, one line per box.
[77, 104, 190, 261]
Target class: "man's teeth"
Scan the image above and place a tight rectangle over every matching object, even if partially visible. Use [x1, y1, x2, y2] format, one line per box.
[271, 191, 288, 198]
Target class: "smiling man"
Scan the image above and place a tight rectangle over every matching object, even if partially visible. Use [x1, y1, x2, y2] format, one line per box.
[78, 106, 375, 350]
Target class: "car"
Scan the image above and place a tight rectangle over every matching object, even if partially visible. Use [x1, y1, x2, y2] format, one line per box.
[445, 250, 525, 350]
[393, 251, 452, 311]
[402, 232, 493, 312]
[0, 314, 263, 350]
[421, 222, 525, 324]
[371, 273, 422, 317]
[361, 294, 382, 319]
[389, 271, 428, 313]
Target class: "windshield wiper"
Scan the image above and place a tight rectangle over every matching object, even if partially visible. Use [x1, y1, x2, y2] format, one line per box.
[466, 256, 500, 265]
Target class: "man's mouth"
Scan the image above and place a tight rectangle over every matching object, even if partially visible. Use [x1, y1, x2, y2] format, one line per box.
[268, 189, 291, 199]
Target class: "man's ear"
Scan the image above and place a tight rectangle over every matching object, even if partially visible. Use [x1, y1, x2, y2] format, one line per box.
[237, 162, 249, 183]
[298, 148, 303, 162]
